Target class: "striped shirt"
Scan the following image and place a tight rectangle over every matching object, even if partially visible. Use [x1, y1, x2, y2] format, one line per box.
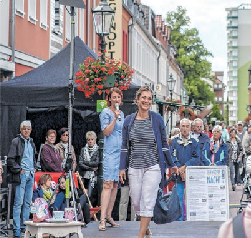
[129, 117, 159, 169]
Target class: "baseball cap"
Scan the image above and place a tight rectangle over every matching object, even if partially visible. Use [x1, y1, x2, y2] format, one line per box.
[237, 121, 243, 125]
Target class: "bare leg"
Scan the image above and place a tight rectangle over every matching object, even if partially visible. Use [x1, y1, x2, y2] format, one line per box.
[106, 181, 118, 218]
[99, 181, 113, 229]
[138, 217, 151, 238]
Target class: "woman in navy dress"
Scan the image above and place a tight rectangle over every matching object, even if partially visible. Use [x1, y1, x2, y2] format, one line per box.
[99, 87, 124, 231]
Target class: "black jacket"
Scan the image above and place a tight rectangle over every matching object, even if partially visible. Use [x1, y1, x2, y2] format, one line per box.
[7, 134, 37, 184]
[78, 147, 99, 178]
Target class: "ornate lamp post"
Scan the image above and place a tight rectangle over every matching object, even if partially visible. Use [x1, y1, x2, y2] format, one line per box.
[167, 74, 176, 137]
[92, 0, 115, 63]
[92, 0, 115, 206]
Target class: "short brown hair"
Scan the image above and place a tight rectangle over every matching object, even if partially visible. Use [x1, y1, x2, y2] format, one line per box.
[46, 129, 56, 137]
[38, 174, 52, 187]
[134, 85, 153, 105]
[106, 87, 123, 107]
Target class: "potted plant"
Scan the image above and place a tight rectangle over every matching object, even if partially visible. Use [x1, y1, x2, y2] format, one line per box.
[75, 56, 134, 98]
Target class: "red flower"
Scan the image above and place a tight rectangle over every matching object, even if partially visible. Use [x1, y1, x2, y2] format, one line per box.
[75, 79, 81, 84]
[114, 82, 119, 87]
[101, 68, 106, 72]
[98, 90, 102, 95]
[86, 86, 89, 89]
[97, 65, 101, 68]
[90, 88, 95, 92]
[104, 76, 107, 80]
[77, 86, 82, 91]
[85, 63, 89, 66]
[99, 85, 103, 89]
[105, 89, 109, 94]
[108, 70, 112, 75]
[85, 70, 90, 74]
[85, 78, 89, 82]
[90, 58, 94, 62]
[120, 86, 124, 90]
[91, 65, 95, 69]
[104, 50, 107, 53]
[121, 75, 125, 79]
[106, 63, 109, 67]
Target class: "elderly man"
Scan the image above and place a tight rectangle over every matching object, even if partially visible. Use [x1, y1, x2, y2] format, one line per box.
[191, 118, 209, 165]
[7, 121, 37, 238]
[202, 125, 228, 166]
[170, 118, 200, 221]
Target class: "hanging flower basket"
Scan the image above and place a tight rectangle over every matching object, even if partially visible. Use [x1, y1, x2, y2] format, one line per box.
[75, 56, 134, 98]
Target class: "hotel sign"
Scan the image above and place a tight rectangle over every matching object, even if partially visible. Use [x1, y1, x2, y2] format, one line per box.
[107, 0, 122, 60]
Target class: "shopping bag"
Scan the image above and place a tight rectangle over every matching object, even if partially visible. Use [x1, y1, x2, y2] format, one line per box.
[32, 198, 50, 223]
[153, 174, 182, 224]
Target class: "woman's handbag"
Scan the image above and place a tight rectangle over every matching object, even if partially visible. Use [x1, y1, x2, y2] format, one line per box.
[153, 173, 182, 224]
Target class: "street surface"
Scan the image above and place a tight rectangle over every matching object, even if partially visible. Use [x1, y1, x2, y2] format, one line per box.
[0, 182, 245, 237]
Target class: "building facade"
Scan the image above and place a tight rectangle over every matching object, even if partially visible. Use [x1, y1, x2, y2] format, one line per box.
[226, 4, 251, 124]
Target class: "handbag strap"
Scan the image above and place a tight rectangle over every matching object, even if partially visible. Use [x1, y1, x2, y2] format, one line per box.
[233, 211, 246, 238]
[165, 173, 177, 187]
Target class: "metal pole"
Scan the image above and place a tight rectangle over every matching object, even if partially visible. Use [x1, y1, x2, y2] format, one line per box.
[169, 91, 172, 138]
[99, 34, 107, 63]
[11, 0, 15, 78]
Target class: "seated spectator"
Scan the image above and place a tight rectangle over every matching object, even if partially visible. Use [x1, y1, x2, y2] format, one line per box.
[54, 176, 91, 224]
[40, 129, 63, 172]
[33, 174, 55, 215]
[202, 125, 228, 166]
[55, 128, 77, 172]
[33, 174, 55, 202]
[78, 131, 99, 199]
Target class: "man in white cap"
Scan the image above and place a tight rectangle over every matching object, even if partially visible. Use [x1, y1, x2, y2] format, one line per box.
[7, 121, 37, 237]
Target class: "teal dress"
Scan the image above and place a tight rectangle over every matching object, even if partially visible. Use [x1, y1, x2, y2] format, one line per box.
[99, 108, 124, 181]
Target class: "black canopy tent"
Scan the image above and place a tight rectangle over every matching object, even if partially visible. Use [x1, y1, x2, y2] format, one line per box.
[0, 36, 139, 156]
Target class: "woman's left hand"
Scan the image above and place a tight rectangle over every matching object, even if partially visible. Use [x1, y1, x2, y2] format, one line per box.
[119, 170, 126, 184]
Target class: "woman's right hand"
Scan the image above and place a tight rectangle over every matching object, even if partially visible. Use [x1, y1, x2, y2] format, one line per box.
[114, 110, 121, 120]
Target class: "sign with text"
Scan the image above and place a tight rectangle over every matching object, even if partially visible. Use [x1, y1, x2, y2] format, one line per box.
[107, 0, 122, 60]
[186, 166, 229, 221]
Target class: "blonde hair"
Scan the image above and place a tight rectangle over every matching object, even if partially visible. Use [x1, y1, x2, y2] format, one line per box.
[86, 131, 97, 140]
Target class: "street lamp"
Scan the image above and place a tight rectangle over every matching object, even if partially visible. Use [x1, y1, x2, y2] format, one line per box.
[190, 99, 196, 108]
[92, 0, 115, 206]
[167, 74, 176, 137]
[92, 0, 115, 63]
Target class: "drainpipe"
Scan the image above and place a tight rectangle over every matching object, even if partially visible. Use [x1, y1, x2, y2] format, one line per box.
[156, 43, 161, 84]
[11, 0, 15, 78]
[128, 16, 135, 70]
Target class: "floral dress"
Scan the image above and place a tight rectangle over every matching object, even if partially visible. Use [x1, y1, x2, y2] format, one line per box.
[99, 108, 124, 181]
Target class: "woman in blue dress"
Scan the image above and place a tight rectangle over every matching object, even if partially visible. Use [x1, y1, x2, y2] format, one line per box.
[99, 87, 124, 231]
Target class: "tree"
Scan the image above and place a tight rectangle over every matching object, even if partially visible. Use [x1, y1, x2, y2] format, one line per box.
[208, 104, 224, 124]
[166, 6, 215, 106]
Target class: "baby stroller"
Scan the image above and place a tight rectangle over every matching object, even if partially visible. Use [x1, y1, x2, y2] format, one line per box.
[238, 155, 251, 213]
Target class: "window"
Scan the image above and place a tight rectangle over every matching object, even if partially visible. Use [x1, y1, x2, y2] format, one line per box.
[123, 31, 128, 63]
[15, 0, 25, 17]
[232, 30, 238, 36]
[55, 20, 60, 26]
[232, 50, 238, 56]
[232, 40, 237, 46]
[28, 0, 37, 24]
[233, 70, 237, 76]
[55, 8, 60, 14]
[233, 60, 238, 66]
[40, 0, 48, 29]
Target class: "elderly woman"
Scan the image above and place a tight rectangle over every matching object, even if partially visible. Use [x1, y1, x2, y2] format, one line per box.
[204, 124, 212, 138]
[202, 125, 228, 166]
[55, 128, 77, 172]
[99, 87, 124, 231]
[79, 131, 99, 199]
[40, 129, 63, 172]
[119, 85, 177, 238]
[226, 128, 243, 191]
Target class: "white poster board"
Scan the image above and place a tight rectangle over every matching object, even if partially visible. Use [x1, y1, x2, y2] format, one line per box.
[186, 166, 229, 221]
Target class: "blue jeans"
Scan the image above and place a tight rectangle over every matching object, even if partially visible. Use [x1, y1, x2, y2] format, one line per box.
[13, 173, 34, 232]
[176, 183, 185, 221]
[230, 161, 241, 185]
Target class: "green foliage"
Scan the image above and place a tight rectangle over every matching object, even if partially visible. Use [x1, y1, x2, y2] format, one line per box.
[166, 6, 214, 106]
[208, 104, 224, 123]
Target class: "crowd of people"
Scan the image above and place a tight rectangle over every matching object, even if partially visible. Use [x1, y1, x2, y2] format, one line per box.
[5, 85, 251, 238]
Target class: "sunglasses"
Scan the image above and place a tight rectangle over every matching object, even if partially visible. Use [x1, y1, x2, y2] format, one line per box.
[62, 134, 69, 137]
[87, 138, 94, 141]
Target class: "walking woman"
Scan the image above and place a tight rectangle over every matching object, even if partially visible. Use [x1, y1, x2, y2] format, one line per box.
[99, 87, 124, 231]
[119, 85, 177, 238]
[226, 128, 243, 191]
[202, 125, 228, 166]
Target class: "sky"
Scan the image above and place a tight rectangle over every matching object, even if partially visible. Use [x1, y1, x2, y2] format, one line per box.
[141, 0, 246, 82]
